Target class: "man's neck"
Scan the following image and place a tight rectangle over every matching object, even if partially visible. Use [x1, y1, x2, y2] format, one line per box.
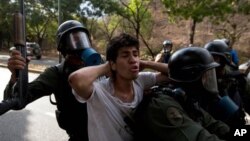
[113, 78, 134, 102]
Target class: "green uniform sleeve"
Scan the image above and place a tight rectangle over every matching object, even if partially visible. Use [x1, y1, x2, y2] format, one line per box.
[3, 81, 15, 100]
[200, 107, 230, 139]
[25, 66, 60, 104]
[3, 66, 60, 107]
[142, 95, 227, 141]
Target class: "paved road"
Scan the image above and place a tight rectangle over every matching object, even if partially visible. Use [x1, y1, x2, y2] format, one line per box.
[0, 54, 60, 67]
[0, 67, 68, 141]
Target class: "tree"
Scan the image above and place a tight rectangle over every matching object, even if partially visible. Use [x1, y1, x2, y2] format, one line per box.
[25, 0, 57, 46]
[86, 0, 155, 58]
[25, 0, 84, 48]
[98, 16, 121, 41]
[80, 1, 120, 41]
[213, 0, 250, 48]
[0, 1, 18, 49]
[119, 0, 155, 58]
[162, 0, 233, 45]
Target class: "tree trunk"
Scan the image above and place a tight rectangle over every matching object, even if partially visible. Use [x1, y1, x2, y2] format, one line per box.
[139, 32, 154, 59]
[189, 19, 197, 45]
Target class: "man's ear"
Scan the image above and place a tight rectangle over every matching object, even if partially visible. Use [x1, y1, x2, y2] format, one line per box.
[110, 61, 116, 71]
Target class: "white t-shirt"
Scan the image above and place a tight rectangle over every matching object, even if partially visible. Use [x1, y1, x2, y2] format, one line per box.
[73, 72, 156, 141]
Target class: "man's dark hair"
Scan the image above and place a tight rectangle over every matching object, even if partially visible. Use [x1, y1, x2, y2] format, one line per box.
[106, 33, 139, 62]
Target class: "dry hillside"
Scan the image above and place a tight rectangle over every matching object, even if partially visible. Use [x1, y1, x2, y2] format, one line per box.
[143, 0, 250, 63]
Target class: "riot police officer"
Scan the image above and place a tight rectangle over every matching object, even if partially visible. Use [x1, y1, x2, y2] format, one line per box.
[133, 47, 231, 141]
[4, 20, 102, 141]
[155, 39, 173, 63]
[204, 40, 250, 125]
[214, 38, 239, 66]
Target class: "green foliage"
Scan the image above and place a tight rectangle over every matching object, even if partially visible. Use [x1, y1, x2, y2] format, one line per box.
[161, 0, 236, 44]
[233, 0, 250, 14]
[0, 0, 86, 49]
[213, 0, 250, 48]
[0, 0, 249, 57]
[126, 0, 152, 36]
[162, 0, 233, 22]
[25, 1, 55, 42]
[96, 15, 121, 40]
[85, 0, 122, 16]
[0, 1, 18, 48]
[85, 0, 155, 58]
[87, 0, 153, 37]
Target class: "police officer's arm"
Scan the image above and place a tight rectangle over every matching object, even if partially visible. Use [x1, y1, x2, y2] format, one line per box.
[4, 49, 58, 105]
[4, 50, 26, 99]
[200, 108, 230, 139]
[140, 60, 169, 83]
[154, 52, 164, 63]
[69, 62, 110, 100]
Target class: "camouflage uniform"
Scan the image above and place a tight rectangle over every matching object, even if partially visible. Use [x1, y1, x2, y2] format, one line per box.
[133, 92, 229, 141]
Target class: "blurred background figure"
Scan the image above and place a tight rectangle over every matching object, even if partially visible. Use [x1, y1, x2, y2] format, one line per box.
[155, 39, 174, 63]
[214, 38, 239, 67]
[204, 40, 250, 126]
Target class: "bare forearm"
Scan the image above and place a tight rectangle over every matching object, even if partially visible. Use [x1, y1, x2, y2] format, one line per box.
[69, 63, 110, 99]
[155, 53, 163, 63]
[4, 81, 15, 100]
[142, 60, 168, 74]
